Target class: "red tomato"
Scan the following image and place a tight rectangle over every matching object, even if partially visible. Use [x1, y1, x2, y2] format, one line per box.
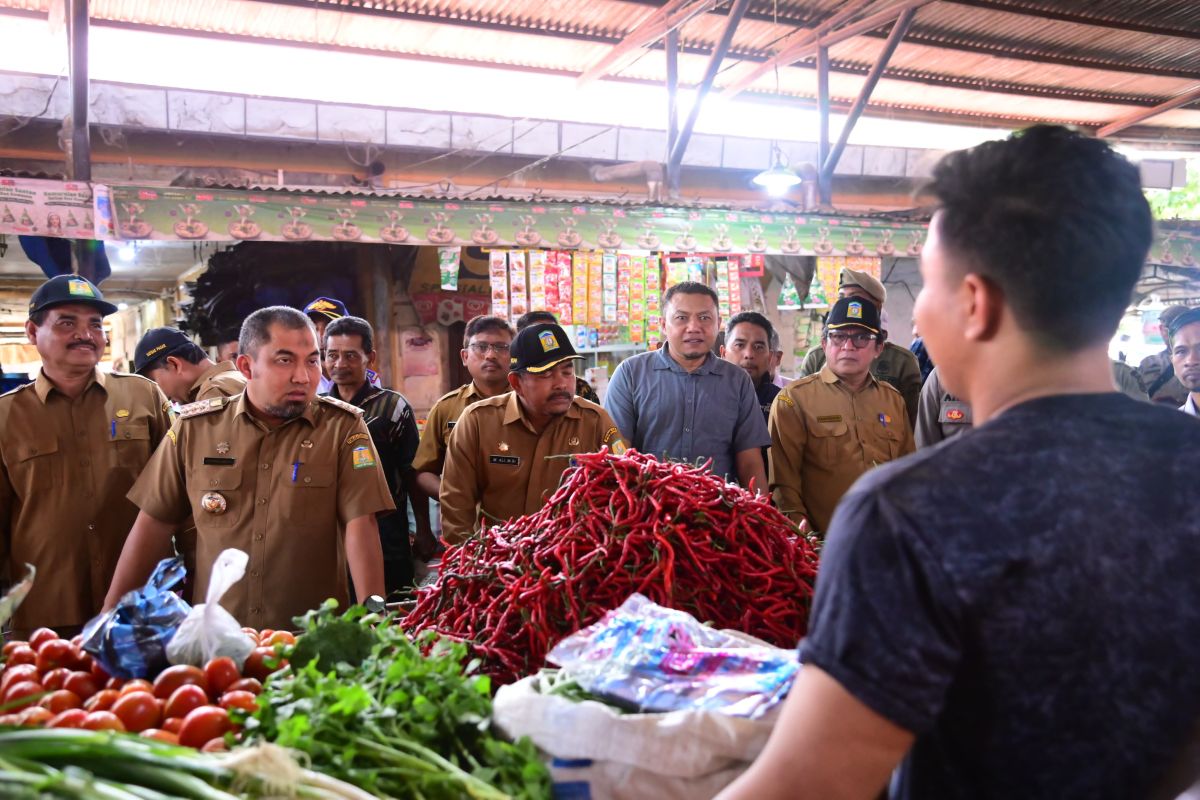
[28, 628, 58, 651]
[118, 679, 153, 697]
[112, 691, 160, 733]
[62, 672, 99, 701]
[219, 690, 258, 713]
[90, 661, 111, 683]
[19, 707, 53, 727]
[153, 665, 207, 700]
[225, 678, 262, 696]
[243, 648, 286, 683]
[203, 658, 241, 698]
[39, 690, 82, 714]
[48, 708, 87, 728]
[83, 689, 119, 712]
[161, 716, 183, 734]
[200, 737, 229, 753]
[6, 646, 36, 667]
[40, 668, 70, 692]
[140, 728, 179, 744]
[81, 711, 126, 732]
[1, 665, 39, 695]
[66, 646, 92, 672]
[35, 639, 73, 674]
[263, 630, 296, 648]
[1, 641, 28, 658]
[3, 681, 44, 710]
[163, 685, 208, 721]
[178, 706, 231, 749]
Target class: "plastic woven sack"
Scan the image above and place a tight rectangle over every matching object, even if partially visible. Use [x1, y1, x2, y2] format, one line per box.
[80, 557, 191, 679]
[166, 549, 255, 669]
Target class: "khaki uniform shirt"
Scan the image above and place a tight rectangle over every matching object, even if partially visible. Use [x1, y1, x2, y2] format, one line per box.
[1136, 351, 1186, 406]
[128, 393, 394, 630]
[190, 361, 247, 402]
[0, 369, 171, 633]
[769, 365, 914, 533]
[440, 394, 625, 544]
[413, 382, 491, 475]
[800, 342, 922, 430]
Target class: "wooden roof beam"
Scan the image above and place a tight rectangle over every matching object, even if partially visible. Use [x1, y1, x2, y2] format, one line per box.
[723, 0, 938, 99]
[1097, 84, 1200, 138]
[576, 0, 720, 86]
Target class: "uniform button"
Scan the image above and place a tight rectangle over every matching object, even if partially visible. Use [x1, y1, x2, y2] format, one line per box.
[249, 607, 258, 614]
[87, 523, 95, 531]
[254, 534, 263, 541]
[684, 427, 690, 432]
[261, 463, 270, 470]
[80, 459, 89, 467]
[124, 432, 131, 439]
[303, 477, 311, 484]
[257, 498, 267, 505]
[250, 570, 260, 578]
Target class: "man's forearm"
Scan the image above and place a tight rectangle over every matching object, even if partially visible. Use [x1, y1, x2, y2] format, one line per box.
[345, 515, 386, 601]
[104, 512, 177, 610]
[415, 470, 441, 500]
[405, 470, 432, 530]
[736, 450, 769, 495]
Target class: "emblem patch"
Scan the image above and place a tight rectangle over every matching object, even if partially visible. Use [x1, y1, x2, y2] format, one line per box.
[115, 409, 130, 418]
[352, 445, 377, 469]
[946, 408, 965, 422]
[847, 301, 863, 319]
[67, 278, 95, 297]
[568, 436, 580, 447]
[166, 429, 177, 445]
[216, 441, 230, 454]
[200, 492, 227, 515]
[538, 330, 559, 352]
[610, 440, 627, 455]
[301, 439, 314, 449]
[498, 442, 510, 452]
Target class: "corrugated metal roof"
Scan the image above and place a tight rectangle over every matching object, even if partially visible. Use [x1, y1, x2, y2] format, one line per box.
[2, 0, 1199, 139]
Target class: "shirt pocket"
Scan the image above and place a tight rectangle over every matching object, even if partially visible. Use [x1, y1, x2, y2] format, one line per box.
[865, 423, 904, 460]
[12, 437, 60, 491]
[190, 465, 244, 529]
[110, 418, 152, 473]
[808, 420, 850, 467]
[286, 464, 337, 526]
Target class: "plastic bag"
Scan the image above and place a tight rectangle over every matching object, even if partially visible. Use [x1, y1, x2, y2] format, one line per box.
[546, 593, 798, 718]
[166, 548, 255, 670]
[81, 557, 191, 679]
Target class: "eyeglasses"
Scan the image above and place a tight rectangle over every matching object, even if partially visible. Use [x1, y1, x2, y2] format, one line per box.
[468, 342, 511, 355]
[827, 331, 878, 349]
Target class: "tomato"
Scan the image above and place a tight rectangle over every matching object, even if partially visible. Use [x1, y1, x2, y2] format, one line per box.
[6, 646, 36, 667]
[35, 639, 73, 674]
[118, 679, 153, 697]
[83, 689, 119, 712]
[153, 665, 207, 700]
[19, 707, 53, 727]
[62, 672, 99, 701]
[161, 716, 183, 734]
[105, 677, 126, 691]
[112, 691, 160, 733]
[140, 728, 179, 744]
[178, 706, 231, 749]
[1, 665, 39, 695]
[219, 690, 258, 713]
[40, 668, 70, 692]
[66, 646, 92, 672]
[203, 657, 241, 698]
[200, 737, 229, 753]
[39, 690, 82, 714]
[225, 678, 262, 696]
[163, 685, 208, 721]
[48, 708, 87, 728]
[263, 630, 296, 648]
[28, 628, 58, 651]
[243, 648, 285, 683]
[1, 641, 28, 658]
[90, 660, 111, 683]
[81, 710, 126, 732]
[3, 681, 44, 710]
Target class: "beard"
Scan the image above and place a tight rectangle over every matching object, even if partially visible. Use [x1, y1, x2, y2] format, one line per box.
[263, 399, 308, 420]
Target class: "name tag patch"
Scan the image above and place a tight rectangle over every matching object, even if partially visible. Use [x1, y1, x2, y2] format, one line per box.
[816, 414, 843, 423]
[490, 455, 521, 467]
[203, 457, 236, 466]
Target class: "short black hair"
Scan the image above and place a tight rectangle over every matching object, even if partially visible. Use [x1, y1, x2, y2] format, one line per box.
[465, 315, 514, 340]
[324, 315, 374, 354]
[28, 310, 48, 327]
[239, 306, 316, 357]
[726, 311, 779, 352]
[663, 281, 719, 312]
[143, 342, 207, 375]
[515, 311, 557, 332]
[927, 125, 1152, 352]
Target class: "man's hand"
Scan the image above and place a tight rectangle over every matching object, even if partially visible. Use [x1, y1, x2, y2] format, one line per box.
[413, 527, 438, 562]
[104, 512, 177, 611]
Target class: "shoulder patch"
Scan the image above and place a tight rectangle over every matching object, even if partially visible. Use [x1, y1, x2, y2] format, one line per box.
[790, 374, 822, 388]
[179, 396, 228, 419]
[166, 429, 177, 445]
[345, 431, 371, 446]
[318, 395, 364, 415]
[0, 382, 36, 401]
[777, 392, 795, 407]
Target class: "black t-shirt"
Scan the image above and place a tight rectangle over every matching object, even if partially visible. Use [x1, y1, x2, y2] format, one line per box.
[800, 392, 1200, 799]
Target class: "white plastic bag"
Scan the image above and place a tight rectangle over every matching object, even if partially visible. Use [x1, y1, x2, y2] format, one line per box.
[166, 548, 255, 669]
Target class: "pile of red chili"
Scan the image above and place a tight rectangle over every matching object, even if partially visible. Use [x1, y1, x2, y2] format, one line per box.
[402, 449, 821, 685]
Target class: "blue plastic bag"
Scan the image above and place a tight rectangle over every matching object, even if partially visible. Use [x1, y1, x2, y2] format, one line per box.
[80, 558, 191, 679]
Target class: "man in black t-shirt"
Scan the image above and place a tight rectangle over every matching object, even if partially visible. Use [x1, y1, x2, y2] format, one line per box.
[720, 127, 1200, 800]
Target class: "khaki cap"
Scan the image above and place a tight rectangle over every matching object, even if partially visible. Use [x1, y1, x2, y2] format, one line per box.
[839, 267, 886, 306]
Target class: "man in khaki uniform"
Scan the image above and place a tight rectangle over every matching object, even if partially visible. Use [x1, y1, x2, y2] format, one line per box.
[413, 315, 514, 502]
[0, 275, 172, 636]
[105, 306, 392, 630]
[134, 327, 246, 404]
[440, 323, 625, 545]
[770, 296, 914, 533]
[798, 268, 922, 428]
[1137, 305, 1191, 407]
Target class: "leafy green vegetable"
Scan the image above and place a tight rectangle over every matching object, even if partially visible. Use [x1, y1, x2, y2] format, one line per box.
[242, 603, 551, 800]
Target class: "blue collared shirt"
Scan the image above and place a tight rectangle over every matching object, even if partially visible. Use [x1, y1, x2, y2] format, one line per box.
[603, 347, 771, 480]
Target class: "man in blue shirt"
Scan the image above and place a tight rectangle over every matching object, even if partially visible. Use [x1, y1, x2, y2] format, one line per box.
[720, 127, 1200, 800]
[604, 282, 769, 490]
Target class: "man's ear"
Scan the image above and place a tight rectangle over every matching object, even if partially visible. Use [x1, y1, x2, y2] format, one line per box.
[24, 319, 37, 345]
[235, 352, 253, 381]
[367, 350, 379, 370]
[960, 273, 1004, 343]
[507, 371, 522, 392]
[719, 345, 728, 357]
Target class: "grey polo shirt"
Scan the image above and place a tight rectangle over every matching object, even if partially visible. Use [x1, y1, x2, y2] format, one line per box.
[603, 347, 770, 480]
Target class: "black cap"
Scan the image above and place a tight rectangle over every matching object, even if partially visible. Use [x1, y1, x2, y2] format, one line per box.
[303, 297, 348, 321]
[826, 295, 882, 334]
[134, 327, 195, 374]
[1168, 307, 1200, 339]
[28, 274, 118, 317]
[509, 323, 583, 373]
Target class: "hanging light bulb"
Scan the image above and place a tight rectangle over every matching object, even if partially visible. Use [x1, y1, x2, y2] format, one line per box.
[753, 143, 802, 198]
